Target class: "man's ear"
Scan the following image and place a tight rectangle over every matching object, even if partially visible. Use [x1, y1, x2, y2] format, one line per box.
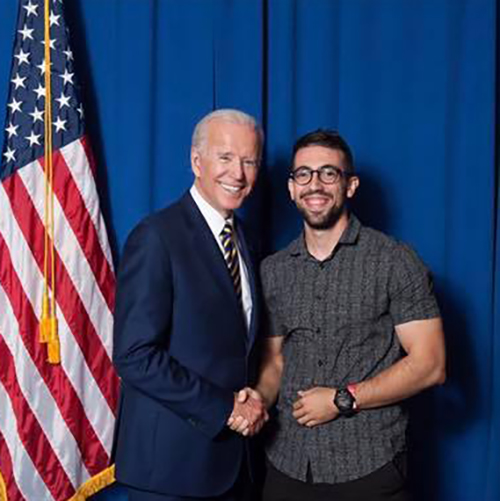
[288, 178, 296, 202]
[191, 148, 201, 178]
[346, 175, 360, 199]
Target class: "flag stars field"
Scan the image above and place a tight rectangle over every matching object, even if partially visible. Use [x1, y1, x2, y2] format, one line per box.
[23, 1, 38, 17]
[53, 116, 67, 132]
[59, 68, 74, 85]
[49, 12, 60, 27]
[11, 74, 27, 90]
[25, 131, 41, 147]
[7, 98, 23, 114]
[56, 92, 70, 109]
[29, 106, 44, 123]
[18, 25, 34, 41]
[14, 48, 30, 66]
[3, 147, 16, 163]
[6, 123, 19, 138]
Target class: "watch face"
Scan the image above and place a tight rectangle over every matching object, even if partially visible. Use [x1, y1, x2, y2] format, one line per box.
[334, 388, 355, 416]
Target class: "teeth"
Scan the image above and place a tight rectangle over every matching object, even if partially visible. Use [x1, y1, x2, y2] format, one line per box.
[305, 197, 328, 203]
[220, 183, 242, 193]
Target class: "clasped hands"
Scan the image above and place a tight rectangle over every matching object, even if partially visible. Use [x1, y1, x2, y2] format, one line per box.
[227, 388, 268, 436]
[227, 386, 339, 435]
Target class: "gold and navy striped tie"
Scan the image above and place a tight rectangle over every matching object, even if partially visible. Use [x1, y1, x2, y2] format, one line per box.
[219, 221, 242, 301]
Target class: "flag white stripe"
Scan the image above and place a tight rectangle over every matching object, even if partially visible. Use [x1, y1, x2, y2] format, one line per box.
[17, 161, 114, 357]
[0, 284, 88, 489]
[60, 139, 114, 269]
[0, 181, 114, 456]
[0, 380, 52, 501]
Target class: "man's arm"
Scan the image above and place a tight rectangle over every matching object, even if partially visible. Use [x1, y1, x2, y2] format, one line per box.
[350, 317, 445, 409]
[256, 336, 285, 409]
[227, 336, 284, 435]
[293, 317, 446, 427]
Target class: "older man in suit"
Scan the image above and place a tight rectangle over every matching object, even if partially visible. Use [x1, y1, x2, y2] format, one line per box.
[112, 109, 268, 500]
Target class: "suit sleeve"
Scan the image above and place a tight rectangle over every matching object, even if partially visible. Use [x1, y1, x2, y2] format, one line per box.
[113, 220, 234, 439]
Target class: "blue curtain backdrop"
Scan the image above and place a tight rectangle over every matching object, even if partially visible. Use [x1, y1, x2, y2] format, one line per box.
[0, 1, 498, 500]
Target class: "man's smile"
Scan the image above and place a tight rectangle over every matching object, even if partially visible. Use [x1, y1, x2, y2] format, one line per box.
[219, 181, 245, 193]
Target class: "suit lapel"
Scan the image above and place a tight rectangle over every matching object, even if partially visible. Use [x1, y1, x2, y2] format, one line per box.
[235, 219, 258, 349]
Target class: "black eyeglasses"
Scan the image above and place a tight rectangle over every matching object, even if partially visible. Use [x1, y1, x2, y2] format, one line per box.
[289, 165, 348, 185]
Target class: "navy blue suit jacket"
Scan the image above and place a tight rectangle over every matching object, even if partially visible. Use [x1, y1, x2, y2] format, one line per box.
[112, 192, 261, 497]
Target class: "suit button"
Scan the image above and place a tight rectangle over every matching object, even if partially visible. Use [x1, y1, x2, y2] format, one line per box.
[317, 360, 324, 367]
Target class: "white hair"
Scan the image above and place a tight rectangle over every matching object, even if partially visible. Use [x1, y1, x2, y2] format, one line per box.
[191, 108, 264, 158]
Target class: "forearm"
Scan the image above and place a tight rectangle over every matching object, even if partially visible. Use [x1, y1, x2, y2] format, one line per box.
[353, 351, 446, 410]
[255, 356, 283, 409]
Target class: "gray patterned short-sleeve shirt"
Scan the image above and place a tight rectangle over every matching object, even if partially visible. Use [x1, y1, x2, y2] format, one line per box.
[260, 214, 440, 484]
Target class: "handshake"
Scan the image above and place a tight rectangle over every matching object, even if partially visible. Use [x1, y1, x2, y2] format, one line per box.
[227, 387, 269, 437]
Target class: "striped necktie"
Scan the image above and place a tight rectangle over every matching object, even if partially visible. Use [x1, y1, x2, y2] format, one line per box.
[219, 221, 242, 301]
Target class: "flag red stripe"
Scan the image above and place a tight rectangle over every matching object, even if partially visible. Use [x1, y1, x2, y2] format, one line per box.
[0, 338, 74, 500]
[80, 135, 97, 177]
[0, 231, 110, 476]
[0, 428, 25, 501]
[2, 173, 118, 420]
[43, 149, 116, 312]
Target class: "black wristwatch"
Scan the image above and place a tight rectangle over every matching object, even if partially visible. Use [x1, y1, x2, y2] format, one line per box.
[334, 387, 357, 417]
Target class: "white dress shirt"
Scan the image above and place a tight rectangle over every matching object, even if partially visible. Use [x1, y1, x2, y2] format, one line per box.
[190, 185, 253, 330]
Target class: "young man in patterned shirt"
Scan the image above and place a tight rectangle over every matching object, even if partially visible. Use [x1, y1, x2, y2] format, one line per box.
[244, 130, 446, 501]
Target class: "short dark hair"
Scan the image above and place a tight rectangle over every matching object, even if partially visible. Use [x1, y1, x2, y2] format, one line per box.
[292, 129, 354, 174]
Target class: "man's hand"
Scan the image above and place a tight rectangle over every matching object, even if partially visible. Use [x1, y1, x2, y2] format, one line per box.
[293, 387, 338, 427]
[227, 388, 269, 436]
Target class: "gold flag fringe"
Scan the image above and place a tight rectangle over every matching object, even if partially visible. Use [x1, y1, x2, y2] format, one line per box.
[67, 465, 116, 501]
[0, 470, 7, 501]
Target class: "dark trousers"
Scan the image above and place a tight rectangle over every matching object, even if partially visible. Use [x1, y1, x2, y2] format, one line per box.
[125, 486, 250, 501]
[262, 456, 411, 501]
[122, 457, 252, 501]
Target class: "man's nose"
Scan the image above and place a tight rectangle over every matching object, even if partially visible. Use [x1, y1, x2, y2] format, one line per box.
[309, 170, 323, 189]
[229, 158, 245, 179]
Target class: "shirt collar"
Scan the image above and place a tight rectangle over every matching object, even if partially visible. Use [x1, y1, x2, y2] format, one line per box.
[289, 213, 362, 258]
[190, 184, 233, 239]
[339, 213, 361, 244]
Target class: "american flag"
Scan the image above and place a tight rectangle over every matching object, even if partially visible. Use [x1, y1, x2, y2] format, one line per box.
[0, 1, 119, 499]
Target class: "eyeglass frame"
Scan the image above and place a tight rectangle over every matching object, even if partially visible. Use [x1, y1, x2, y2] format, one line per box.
[289, 164, 352, 186]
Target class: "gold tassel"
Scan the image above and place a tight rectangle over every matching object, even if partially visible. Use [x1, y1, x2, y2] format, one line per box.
[39, 291, 50, 343]
[40, 0, 60, 365]
[47, 316, 60, 364]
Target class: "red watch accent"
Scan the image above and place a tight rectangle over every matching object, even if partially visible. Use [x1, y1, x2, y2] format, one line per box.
[347, 383, 358, 396]
[347, 384, 359, 411]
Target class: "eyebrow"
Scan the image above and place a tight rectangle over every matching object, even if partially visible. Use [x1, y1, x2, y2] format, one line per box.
[294, 164, 341, 170]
